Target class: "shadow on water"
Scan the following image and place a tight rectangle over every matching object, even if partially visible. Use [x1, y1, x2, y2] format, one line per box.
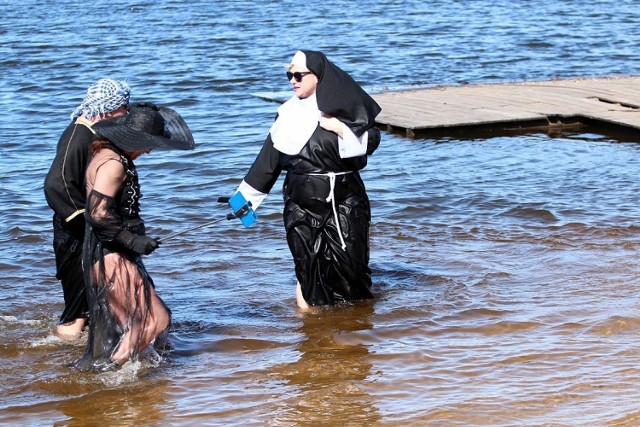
[49, 376, 172, 425]
[269, 303, 381, 426]
[0, 314, 174, 425]
[383, 121, 640, 144]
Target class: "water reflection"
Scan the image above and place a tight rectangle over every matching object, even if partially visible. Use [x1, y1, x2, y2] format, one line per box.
[274, 304, 380, 425]
[4, 0, 640, 423]
[56, 377, 173, 425]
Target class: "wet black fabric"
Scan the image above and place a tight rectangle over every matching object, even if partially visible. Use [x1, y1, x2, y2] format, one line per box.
[74, 150, 170, 371]
[52, 214, 88, 323]
[283, 171, 373, 305]
[44, 121, 94, 323]
[44, 121, 94, 220]
[245, 126, 380, 306]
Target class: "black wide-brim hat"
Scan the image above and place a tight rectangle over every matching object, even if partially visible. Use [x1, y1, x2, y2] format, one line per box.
[92, 104, 195, 151]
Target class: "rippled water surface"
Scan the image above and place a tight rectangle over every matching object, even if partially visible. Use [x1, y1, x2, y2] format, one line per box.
[2, 1, 640, 425]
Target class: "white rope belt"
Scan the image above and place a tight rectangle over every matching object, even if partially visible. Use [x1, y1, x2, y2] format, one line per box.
[306, 171, 352, 250]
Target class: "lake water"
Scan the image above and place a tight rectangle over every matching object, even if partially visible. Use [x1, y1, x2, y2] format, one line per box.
[1, 1, 640, 425]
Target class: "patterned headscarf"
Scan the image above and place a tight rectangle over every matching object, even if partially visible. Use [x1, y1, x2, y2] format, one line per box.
[70, 78, 131, 120]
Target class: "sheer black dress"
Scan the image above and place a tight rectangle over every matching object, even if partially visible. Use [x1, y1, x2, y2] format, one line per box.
[73, 146, 170, 371]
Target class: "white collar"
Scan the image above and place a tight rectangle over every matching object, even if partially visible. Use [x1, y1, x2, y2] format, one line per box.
[270, 93, 320, 155]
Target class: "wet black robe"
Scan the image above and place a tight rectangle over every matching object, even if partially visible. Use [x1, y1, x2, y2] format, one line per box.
[242, 50, 381, 306]
[244, 125, 381, 305]
[44, 120, 93, 323]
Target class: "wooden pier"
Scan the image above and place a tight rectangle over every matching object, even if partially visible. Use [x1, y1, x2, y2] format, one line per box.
[372, 76, 640, 138]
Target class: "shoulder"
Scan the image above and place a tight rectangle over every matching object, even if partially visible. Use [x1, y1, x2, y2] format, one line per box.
[91, 149, 126, 177]
[89, 149, 128, 196]
[53, 122, 94, 155]
[65, 120, 95, 142]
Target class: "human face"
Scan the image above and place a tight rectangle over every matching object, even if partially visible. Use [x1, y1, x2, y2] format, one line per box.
[127, 149, 151, 160]
[92, 105, 128, 123]
[288, 65, 317, 99]
[106, 105, 128, 118]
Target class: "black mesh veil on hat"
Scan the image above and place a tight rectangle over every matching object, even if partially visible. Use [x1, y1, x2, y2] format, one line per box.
[302, 50, 381, 137]
[92, 104, 195, 152]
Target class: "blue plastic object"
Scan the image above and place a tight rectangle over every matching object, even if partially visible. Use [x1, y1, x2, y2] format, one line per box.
[229, 192, 257, 227]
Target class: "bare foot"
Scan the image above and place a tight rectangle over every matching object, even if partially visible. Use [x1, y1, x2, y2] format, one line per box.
[56, 318, 87, 341]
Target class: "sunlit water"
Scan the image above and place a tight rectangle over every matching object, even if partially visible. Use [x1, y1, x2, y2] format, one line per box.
[2, 1, 640, 425]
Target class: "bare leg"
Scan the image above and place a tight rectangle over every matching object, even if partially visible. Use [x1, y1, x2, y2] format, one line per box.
[56, 318, 87, 340]
[110, 292, 170, 365]
[97, 254, 170, 365]
[139, 289, 171, 352]
[296, 281, 309, 310]
[109, 295, 170, 365]
[107, 260, 170, 365]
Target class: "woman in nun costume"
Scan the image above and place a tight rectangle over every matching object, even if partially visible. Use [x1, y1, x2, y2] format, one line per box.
[234, 50, 381, 309]
[73, 104, 194, 371]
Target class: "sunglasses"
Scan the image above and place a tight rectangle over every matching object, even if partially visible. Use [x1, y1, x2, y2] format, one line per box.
[286, 71, 313, 82]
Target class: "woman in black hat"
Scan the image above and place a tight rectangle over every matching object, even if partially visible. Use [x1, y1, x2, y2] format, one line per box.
[233, 50, 382, 309]
[73, 104, 194, 371]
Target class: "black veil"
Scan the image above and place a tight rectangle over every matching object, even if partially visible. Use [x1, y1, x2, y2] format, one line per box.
[302, 50, 381, 137]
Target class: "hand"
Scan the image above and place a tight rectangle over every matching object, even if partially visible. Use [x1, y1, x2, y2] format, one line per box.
[319, 114, 344, 136]
[131, 235, 160, 255]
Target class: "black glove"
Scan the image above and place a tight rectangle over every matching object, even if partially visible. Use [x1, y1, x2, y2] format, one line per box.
[130, 235, 160, 255]
[115, 229, 160, 255]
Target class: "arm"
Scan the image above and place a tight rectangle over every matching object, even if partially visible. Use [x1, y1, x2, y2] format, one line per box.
[365, 126, 381, 155]
[236, 134, 283, 210]
[86, 158, 158, 255]
[92, 158, 125, 199]
[320, 115, 381, 158]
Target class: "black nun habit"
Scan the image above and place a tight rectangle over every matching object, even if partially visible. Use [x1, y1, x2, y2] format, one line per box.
[237, 50, 382, 306]
[306, 50, 381, 137]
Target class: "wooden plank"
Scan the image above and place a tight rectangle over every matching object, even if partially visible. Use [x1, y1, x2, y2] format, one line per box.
[371, 76, 640, 136]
